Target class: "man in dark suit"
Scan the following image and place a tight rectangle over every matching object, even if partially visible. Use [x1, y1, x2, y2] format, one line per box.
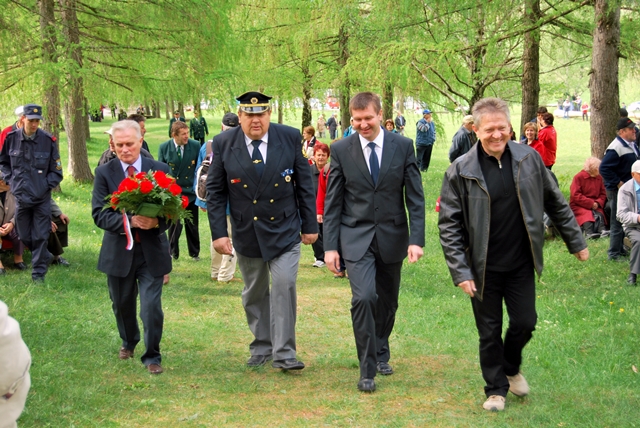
[158, 121, 201, 260]
[326, 113, 338, 139]
[92, 119, 172, 375]
[206, 91, 318, 371]
[323, 92, 425, 392]
[168, 110, 185, 137]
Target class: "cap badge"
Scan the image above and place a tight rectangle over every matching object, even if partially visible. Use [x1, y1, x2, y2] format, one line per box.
[250, 97, 258, 104]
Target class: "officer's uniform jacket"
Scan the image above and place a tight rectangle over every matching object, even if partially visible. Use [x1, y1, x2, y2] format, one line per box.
[206, 123, 317, 261]
[189, 117, 208, 140]
[158, 138, 200, 202]
[168, 117, 185, 137]
[0, 128, 63, 205]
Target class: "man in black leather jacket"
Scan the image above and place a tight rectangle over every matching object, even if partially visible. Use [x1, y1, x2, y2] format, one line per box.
[438, 97, 588, 412]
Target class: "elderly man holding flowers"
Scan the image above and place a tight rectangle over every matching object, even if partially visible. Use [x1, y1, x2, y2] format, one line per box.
[92, 120, 188, 375]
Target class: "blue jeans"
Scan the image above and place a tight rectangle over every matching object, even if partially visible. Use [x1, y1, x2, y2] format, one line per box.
[607, 189, 625, 258]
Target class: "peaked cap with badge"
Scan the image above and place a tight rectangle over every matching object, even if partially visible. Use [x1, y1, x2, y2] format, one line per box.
[237, 91, 272, 114]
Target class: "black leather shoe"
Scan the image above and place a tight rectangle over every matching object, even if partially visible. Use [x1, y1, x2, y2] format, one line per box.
[628, 273, 637, 285]
[52, 256, 70, 267]
[357, 378, 376, 392]
[32, 275, 45, 283]
[376, 362, 394, 375]
[14, 262, 27, 271]
[247, 354, 273, 367]
[272, 358, 305, 370]
[191, 256, 200, 262]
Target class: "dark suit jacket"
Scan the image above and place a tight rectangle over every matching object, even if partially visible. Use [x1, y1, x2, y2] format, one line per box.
[157, 139, 199, 202]
[91, 157, 172, 277]
[168, 117, 186, 137]
[206, 124, 317, 261]
[323, 130, 425, 264]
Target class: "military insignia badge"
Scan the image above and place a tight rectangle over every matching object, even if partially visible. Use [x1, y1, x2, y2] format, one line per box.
[250, 97, 258, 104]
[285, 175, 291, 182]
[34, 108, 38, 113]
[253, 159, 262, 164]
[280, 168, 294, 183]
[230, 178, 241, 184]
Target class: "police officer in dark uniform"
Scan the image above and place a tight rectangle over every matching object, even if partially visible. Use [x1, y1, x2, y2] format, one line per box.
[189, 111, 209, 146]
[168, 110, 185, 137]
[0, 104, 63, 282]
[206, 91, 317, 370]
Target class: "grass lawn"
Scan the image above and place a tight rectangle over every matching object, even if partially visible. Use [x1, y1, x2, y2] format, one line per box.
[1, 109, 639, 427]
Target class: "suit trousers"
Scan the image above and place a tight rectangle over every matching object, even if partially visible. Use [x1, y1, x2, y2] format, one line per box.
[471, 265, 537, 397]
[312, 222, 324, 261]
[626, 228, 640, 275]
[168, 200, 200, 258]
[107, 243, 164, 366]
[416, 144, 434, 172]
[607, 189, 625, 258]
[211, 216, 237, 281]
[344, 237, 403, 379]
[15, 199, 52, 278]
[48, 215, 68, 256]
[236, 243, 300, 360]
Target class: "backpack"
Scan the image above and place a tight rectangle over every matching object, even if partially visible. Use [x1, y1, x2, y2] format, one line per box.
[195, 140, 213, 201]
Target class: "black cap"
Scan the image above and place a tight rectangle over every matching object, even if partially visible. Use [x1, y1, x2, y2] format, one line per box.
[23, 104, 43, 120]
[222, 112, 239, 127]
[236, 91, 272, 114]
[617, 117, 635, 130]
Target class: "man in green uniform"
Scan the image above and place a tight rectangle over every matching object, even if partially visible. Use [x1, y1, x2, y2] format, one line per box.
[189, 111, 209, 146]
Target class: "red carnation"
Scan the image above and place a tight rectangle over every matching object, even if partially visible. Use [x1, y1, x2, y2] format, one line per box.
[119, 177, 139, 192]
[154, 171, 173, 189]
[169, 183, 182, 196]
[139, 180, 154, 194]
[135, 172, 147, 180]
[181, 195, 189, 209]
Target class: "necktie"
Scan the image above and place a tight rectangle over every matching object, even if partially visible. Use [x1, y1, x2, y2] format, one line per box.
[127, 165, 136, 177]
[176, 145, 182, 160]
[251, 140, 264, 179]
[368, 142, 379, 185]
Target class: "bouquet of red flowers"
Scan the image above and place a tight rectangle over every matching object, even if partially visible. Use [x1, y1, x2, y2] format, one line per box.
[104, 170, 192, 225]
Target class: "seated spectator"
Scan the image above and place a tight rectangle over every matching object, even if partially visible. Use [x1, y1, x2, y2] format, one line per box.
[570, 157, 608, 239]
[49, 199, 70, 267]
[0, 174, 26, 273]
[384, 119, 398, 133]
[0, 300, 31, 428]
[616, 160, 640, 285]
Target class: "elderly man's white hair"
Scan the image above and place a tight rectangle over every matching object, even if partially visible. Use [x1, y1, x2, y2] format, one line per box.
[110, 120, 141, 139]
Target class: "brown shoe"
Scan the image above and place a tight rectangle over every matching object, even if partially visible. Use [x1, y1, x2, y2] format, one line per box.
[119, 347, 134, 360]
[147, 363, 163, 374]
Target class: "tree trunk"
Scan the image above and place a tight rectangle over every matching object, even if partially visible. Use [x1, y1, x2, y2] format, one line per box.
[194, 100, 201, 117]
[397, 88, 405, 114]
[382, 80, 393, 121]
[277, 98, 283, 124]
[301, 64, 312, 130]
[60, 0, 93, 182]
[39, 0, 60, 141]
[144, 104, 150, 116]
[83, 97, 90, 139]
[165, 99, 170, 120]
[589, 0, 620, 158]
[178, 102, 184, 119]
[520, 0, 541, 140]
[338, 25, 350, 138]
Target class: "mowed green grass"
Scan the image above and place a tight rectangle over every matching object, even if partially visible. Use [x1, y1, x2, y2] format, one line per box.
[1, 109, 639, 427]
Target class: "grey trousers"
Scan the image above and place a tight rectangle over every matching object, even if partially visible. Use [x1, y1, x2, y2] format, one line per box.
[626, 228, 640, 274]
[236, 243, 301, 360]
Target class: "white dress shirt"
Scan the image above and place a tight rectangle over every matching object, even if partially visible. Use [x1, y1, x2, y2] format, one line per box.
[358, 130, 384, 173]
[244, 132, 269, 163]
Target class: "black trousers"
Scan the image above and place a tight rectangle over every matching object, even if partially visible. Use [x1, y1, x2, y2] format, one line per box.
[168, 199, 200, 258]
[416, 144, 434, 172]
[312, 222, 324, 261]
[344, 237, 403, 379]
[471, 265, 537, 397]
[107, 244, 164, 366]
[16, 199, 52, 278]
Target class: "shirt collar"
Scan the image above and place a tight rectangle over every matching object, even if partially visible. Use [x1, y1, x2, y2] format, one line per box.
[358, 128, 384, 150]
[244, 132, 269, 147]
[120, 156, 143, 175]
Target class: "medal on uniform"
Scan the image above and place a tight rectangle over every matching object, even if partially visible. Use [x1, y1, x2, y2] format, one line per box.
[281, 168, 294, 183]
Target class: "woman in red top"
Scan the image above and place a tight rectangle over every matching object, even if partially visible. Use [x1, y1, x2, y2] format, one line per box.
[523, 122, 545, 157]
[537, 112, 557, 169]
[570, 157, 608, 238]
